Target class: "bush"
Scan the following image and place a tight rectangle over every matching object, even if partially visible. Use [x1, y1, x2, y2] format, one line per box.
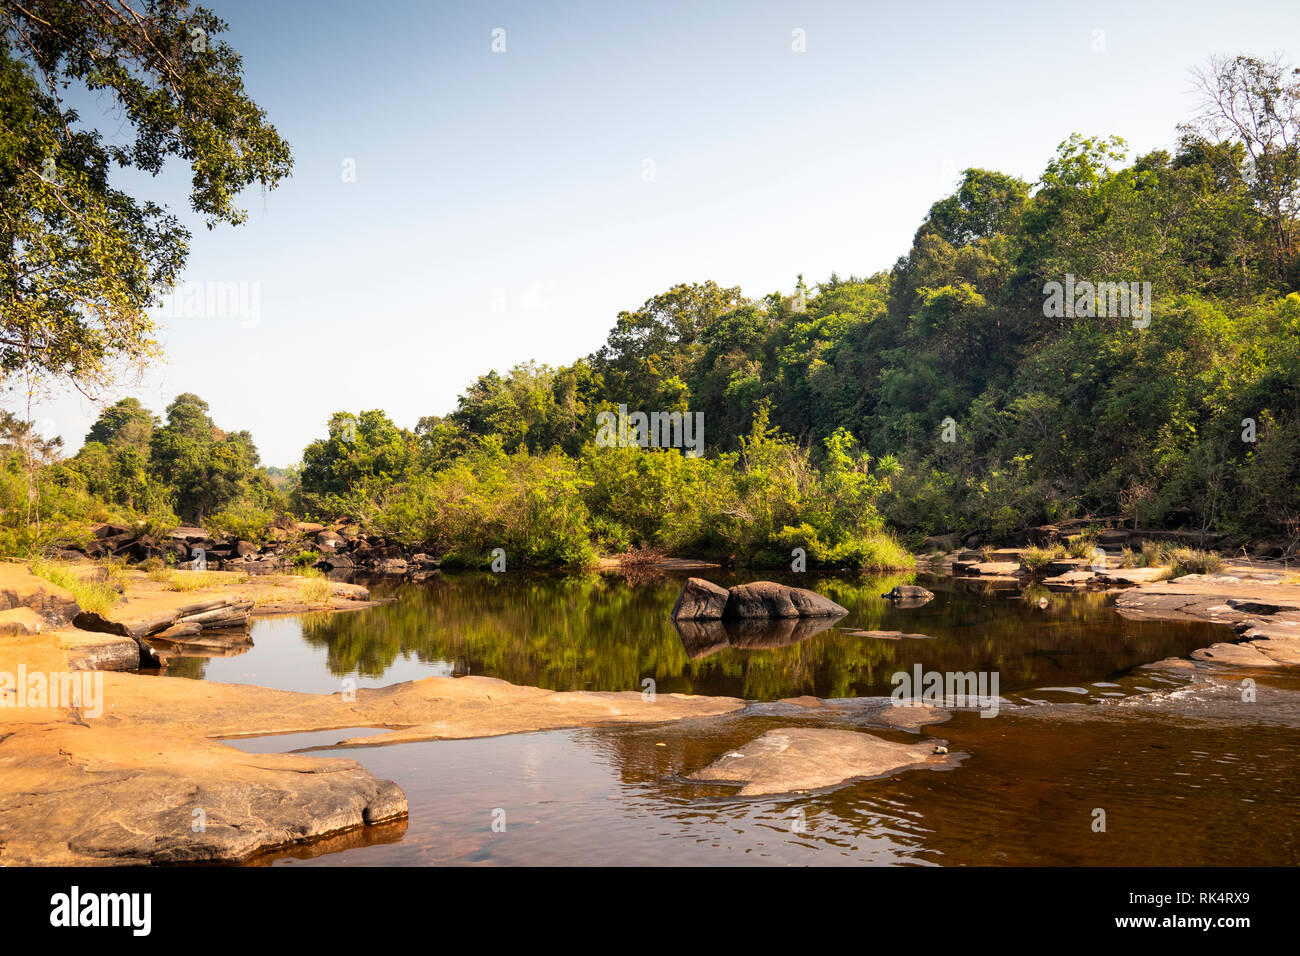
[1169, 548, 1223, 577]
[1136, 540, 1174, 567]
[204, 503, 275, 543]
[1064, 534, 1096, 559]
[1021, 546, 1062, 572]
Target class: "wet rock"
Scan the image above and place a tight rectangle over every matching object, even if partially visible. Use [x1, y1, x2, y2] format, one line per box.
[954, 560, 1023, 577]
[722, 581, 847, 619]
[1095, 567, 1167, 585]
[1044, 557, 1093, 576]
[1044, 570, 1101, 592]
[670, 577, 729, 620]
[1191, 642, 1281, 667]
[686, 727, 960, 796]
[881, 584, 934, 607]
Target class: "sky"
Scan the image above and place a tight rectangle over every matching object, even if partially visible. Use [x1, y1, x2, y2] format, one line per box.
[16, 0, 1300, 465]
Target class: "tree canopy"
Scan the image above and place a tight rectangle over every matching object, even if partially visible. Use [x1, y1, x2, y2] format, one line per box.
[0, 0, 291, 390]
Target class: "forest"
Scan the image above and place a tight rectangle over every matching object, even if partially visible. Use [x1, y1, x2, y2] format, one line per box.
[4, 54, 1298, 567]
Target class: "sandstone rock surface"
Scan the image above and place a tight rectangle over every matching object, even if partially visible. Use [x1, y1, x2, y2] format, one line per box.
[686, 727, 961, 796]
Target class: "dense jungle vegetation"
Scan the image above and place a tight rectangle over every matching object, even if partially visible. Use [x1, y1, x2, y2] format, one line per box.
[4, 45, 1298, 567]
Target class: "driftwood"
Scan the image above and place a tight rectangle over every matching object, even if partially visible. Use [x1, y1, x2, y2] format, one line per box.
[77, 596, 254, 666]
[176, 601, 253, 629]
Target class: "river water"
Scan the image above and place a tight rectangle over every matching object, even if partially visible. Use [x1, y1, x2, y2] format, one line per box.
[156, 571, 1300, 866]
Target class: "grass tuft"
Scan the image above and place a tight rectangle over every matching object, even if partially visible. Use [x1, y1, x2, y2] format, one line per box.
[29, 558, 120, 616]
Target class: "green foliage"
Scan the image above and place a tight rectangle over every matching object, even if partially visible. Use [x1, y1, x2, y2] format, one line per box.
[1168, 547, 1224, 577]
[1066, 533, 1098, 559]
[6, 50, 1298, 559]
[414, 67, 1298, 548]
[29, 558, 119, 614]
[203, 502, 274, 543]
[1021, 546, 1063, 572]
[0, 0, 291, 390]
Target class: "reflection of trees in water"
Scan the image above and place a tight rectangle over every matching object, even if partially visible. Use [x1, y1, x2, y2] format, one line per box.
[295, 572, 1225, 700]
[157, 656, 208, 680]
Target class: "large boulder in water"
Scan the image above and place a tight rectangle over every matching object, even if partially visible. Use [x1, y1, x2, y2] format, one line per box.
[722, 581, 847, 619]
[881, 584, 934, 608]
[671, 577, 729, 620]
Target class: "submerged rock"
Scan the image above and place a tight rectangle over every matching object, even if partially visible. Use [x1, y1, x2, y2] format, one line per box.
[881, 584, 934, 607]
[686, 727, 961, 796]
[845, 629, 935, 640]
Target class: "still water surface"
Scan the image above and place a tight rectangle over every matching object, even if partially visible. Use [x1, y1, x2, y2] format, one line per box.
[156, 571, 1299, 866]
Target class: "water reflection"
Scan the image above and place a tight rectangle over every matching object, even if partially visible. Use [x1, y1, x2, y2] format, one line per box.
[162, 570, 1231, 702]
[241, 677, 1300, 867]
[674, 615, 843, 657]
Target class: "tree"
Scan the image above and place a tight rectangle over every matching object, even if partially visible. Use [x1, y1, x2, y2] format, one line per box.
[922, 168, 1029, 247]
[84, 396, 155, 451]
[148, 392, 263, 521]
[300, 409, 417, 502]
[0, 0, 291, 392]
[1190, 53, 1300, 281]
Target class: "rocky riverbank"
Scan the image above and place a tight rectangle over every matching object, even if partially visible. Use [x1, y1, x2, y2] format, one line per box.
[55, 519, 442, 578]
[3, 546, 1299, 866]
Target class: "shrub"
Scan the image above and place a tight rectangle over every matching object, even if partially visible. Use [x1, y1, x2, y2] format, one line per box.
[1066, 534, 1097, 559]
[204, 503, 275, 543]
[1136, 540, 1174, 567]
[1168, 548, 1223, 577]
[135, 510, 180, 539]
[1021, 546, 1059, 572]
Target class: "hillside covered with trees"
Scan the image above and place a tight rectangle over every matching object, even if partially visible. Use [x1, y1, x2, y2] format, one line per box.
[3, 50, 1298, 567]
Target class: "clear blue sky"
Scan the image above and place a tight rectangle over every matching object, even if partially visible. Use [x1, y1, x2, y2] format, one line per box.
[24, 0, 1300, 465]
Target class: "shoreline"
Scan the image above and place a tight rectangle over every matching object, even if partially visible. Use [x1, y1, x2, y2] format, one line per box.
[2, 552, 1297, 865]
